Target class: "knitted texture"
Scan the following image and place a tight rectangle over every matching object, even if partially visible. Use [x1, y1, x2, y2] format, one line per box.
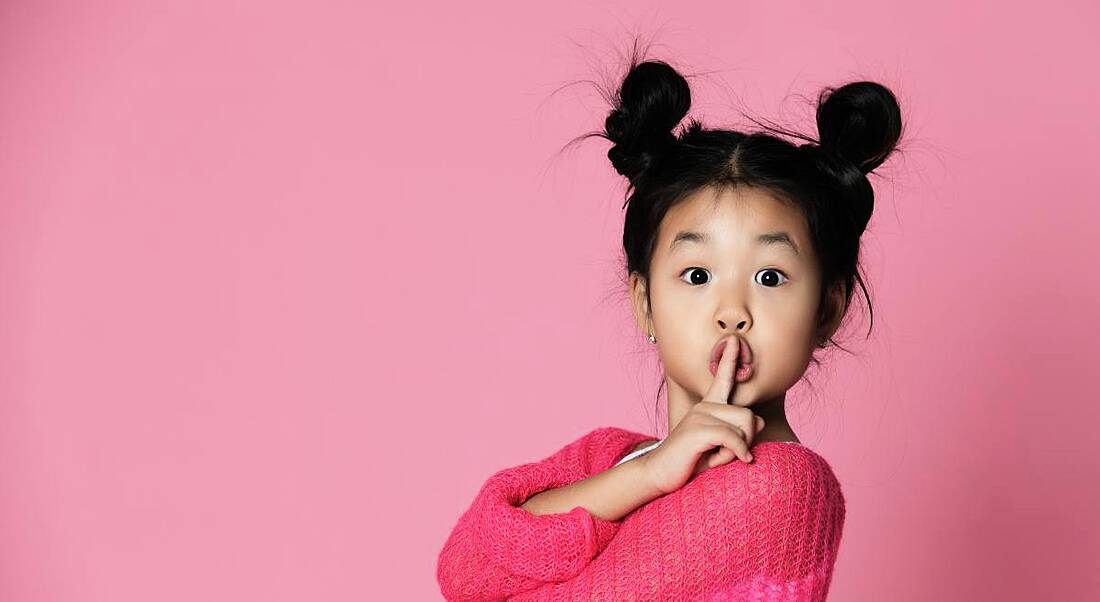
[436, 426, 846, 601]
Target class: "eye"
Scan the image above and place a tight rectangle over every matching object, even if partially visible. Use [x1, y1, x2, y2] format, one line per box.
[754, 268, 788, 287]
[679, 267, 710, 286]
[678, 267, 789, 287]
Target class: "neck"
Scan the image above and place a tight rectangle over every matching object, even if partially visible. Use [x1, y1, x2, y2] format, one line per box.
[665, 377, 797, 443]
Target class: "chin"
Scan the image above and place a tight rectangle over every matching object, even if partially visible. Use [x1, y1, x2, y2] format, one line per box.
[726, 385, 754, 406]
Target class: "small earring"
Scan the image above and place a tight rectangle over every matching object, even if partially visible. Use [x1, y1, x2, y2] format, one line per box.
[648, 332, 656, 343]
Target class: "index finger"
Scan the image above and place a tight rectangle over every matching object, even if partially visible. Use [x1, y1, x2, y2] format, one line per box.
[702, 336, 739, 405]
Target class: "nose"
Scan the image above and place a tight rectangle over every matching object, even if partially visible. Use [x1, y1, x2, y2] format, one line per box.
[716, 293, 751, 334]
[717, 318, 749, 333]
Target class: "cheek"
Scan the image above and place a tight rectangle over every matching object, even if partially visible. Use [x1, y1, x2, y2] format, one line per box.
[754, 305, 819, 374]
[767, 286, 820, 334]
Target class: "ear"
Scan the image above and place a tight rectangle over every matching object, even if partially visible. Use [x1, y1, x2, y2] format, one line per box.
[816, 281, 847, 345]
[628, 271, 651, 336]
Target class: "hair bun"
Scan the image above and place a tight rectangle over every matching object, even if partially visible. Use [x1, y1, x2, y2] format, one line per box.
[815, 81, 902, 174]
[604, 60, 691, 183]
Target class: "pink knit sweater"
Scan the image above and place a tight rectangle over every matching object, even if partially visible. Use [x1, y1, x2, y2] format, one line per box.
[436, 426, 846, 601]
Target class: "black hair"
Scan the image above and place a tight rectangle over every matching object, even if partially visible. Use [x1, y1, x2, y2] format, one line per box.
[567, 47, 904, 424]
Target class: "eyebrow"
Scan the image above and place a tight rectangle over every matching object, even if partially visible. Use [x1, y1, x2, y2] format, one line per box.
[668, 230, 801, 256]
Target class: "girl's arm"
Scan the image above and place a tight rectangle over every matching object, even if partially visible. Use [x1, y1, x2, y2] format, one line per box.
[509, 445, 847, 602]
[436, 427, 647, 601]
[520, 450, 663, 521]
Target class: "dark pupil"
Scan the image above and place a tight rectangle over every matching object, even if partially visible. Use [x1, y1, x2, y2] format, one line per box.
[690, 270, 707, 285]
[760, 270, 777, 286]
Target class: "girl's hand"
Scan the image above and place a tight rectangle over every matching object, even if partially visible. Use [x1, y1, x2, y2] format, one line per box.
[639, 336, 766, 496]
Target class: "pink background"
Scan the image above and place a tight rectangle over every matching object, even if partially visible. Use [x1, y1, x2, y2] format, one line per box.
[2, 1, 1098, 600]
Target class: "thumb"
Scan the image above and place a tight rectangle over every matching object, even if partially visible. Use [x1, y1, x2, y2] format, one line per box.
[755, 416, 766, 434]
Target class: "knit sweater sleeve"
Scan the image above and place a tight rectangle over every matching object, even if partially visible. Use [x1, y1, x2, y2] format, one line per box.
[510, 440, 847, 601]
[435, 426, 650, 601]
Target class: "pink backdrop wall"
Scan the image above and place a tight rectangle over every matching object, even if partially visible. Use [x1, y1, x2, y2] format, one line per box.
[2, 1, 1098, 600]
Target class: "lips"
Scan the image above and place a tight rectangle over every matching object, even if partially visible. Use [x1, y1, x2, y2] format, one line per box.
[711, 336, 752, 367]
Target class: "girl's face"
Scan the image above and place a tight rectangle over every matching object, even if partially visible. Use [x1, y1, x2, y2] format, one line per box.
[632, 185, 840, 409]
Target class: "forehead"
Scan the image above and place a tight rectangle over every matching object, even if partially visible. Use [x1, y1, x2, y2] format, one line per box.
[658, 185, 812, 255]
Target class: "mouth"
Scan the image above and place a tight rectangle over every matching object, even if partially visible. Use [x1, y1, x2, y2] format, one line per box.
[709, 336, 754, 381]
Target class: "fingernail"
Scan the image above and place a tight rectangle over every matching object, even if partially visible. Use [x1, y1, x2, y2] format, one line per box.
[746, 453, 754, 462]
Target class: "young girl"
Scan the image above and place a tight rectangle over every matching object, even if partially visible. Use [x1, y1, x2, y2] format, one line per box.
[437, 56, 903, 601]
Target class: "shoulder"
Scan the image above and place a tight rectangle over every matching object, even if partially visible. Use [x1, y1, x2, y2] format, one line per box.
[753, 441, 838, 472]
[758, 442, 842, 491]
[764, 444, 845, 526]
[697, 442, 845, 513]
[655, 445, 848, 587]
[678, 443, 846, 555]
